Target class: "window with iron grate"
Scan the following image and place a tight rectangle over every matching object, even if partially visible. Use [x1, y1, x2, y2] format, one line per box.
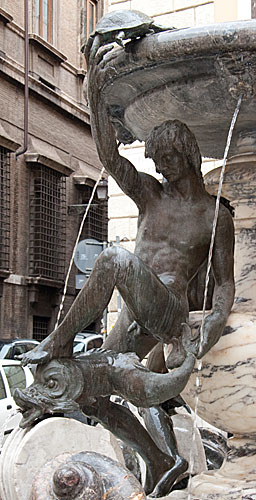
[80, 185, 108, 242]
[0, 147, 10, 271]
[29, 164, 66, 281]
[33, 315, 49, 341]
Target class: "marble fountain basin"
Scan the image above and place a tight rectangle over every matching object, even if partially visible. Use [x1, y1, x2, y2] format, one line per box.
[181, 312, 256, 436]
[98, 20, 256, 158]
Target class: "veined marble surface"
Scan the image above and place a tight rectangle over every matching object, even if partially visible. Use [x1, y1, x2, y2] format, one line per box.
[182, 311, 256, 435]
[162, 447, 256, 499]
[187, 437, 256, 498]
[163, 310, 256, 500]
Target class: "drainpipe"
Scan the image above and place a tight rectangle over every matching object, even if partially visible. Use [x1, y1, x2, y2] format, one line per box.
[16, 0, 29, 158]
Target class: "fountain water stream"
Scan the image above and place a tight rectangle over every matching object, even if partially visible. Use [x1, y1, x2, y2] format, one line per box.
[187, 94, 243, 500]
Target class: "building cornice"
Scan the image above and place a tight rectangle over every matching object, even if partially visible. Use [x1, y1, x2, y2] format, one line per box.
[28, 34, 67, 64]
[0, 122, 21, 151]
[0, 7, 13, 24]
[0, 53, 90, 125]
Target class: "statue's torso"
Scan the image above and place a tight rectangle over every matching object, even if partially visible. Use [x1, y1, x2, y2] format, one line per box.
[134, 184, 216, 295]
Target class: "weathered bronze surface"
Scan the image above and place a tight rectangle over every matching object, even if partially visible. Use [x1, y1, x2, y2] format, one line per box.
[83, 9, 175, 64]
[92, 21, 256, 158]
[16, 346, 194, 496]
[19, 15, 235, 497]
[15, 348, 196, 429]
[21, 116, 235, 365]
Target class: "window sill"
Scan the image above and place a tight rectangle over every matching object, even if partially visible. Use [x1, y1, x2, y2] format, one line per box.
[25, 147, 74, 177]
[0, 270, 10, 279]
[0, 123, 21, 151]
[26, 277, 64, 288]
[29, 34, 67, 64]
[0, 8, 13, 24]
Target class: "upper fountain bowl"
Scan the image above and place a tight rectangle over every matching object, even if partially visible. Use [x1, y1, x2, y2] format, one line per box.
[97, 20, 256, 158]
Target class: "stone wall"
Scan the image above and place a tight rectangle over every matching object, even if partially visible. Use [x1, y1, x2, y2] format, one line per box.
[108, 0, 215, 26]
[0, 1, 104, 338]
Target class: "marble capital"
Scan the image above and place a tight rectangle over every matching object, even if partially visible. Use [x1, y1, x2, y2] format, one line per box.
[204, 156, 256, 202]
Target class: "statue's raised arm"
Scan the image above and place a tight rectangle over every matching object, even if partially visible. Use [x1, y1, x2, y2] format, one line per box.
[87, 60, 147, 211]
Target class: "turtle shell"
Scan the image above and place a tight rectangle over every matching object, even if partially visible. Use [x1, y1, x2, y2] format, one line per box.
[94, 10, 153, 35]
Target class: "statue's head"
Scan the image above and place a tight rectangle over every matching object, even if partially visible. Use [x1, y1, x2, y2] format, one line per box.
[145, 119, 203, 184]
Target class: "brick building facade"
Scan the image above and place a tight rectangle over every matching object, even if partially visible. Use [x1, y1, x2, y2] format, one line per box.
[0, 0, 107, 340]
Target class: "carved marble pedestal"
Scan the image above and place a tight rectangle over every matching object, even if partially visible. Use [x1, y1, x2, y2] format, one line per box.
[178, 140, 256, 499]
[181, 313, 256, 499]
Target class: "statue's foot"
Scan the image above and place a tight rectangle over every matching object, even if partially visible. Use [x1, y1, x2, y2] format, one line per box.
[144, 454, 174, 496]
[147, 456, 188, 498]
[166, 337, 186, 369]
[20, 340, 54, 366]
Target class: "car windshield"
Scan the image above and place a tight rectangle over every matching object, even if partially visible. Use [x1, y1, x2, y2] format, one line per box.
[3, 365, 26, 396]
[73, 341, 85, 354]
[0, 372, 6, 399]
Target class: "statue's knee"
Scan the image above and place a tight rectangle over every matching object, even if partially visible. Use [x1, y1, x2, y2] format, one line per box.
[101, 246, 131, 269]
[102, 246, 119, 261]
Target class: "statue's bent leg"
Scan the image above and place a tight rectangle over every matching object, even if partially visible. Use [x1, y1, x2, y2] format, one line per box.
[81, 397, 175, 496]
[22, 247, 178, 365]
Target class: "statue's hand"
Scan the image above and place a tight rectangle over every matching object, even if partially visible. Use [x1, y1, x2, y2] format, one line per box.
[87, 45, 118, 141]
[181, 323, 200, 357]
[198, 311, 226, 359]
[87, 44, 116, 89]
[94, 44, 115, 66]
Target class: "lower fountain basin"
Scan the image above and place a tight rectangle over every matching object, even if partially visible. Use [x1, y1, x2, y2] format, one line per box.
[99, 20, 256, 158]
[181, 311, 256, 435]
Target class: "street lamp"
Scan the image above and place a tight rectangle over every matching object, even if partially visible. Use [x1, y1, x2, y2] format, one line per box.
[96, 178, 108, 200]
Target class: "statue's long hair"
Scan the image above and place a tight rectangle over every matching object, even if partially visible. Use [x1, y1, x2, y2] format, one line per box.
[145, 120, 204, 185]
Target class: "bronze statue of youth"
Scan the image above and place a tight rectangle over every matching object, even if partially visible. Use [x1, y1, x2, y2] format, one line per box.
[21, 56, 235, 496]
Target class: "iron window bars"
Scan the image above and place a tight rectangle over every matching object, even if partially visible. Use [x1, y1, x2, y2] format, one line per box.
[0, 147, 10, 271]
[80, 184, 108, 242]
[29, 164, 66, 281]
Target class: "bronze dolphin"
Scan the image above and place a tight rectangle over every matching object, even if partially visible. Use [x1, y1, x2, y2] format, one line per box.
[15, 347, 195, 428]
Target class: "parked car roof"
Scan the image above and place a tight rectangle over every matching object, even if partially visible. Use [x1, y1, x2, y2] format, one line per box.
[73, 333, 103, 354]
[0, 339, 39, 360]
